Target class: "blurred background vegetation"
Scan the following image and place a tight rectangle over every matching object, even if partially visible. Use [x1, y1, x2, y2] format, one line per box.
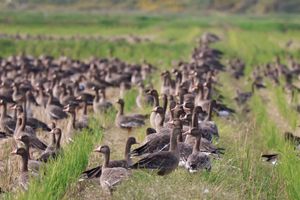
[1, 0, 300, 14]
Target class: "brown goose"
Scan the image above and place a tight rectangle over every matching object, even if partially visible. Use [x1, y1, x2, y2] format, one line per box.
[64, 104, 88, 138]
[185, 128, 211, 173]
[80, 137, 138, 180]
[13, 107, 47, 151]
[92, 87, 112, 113]
[115, 99, 146, 133]
[12, 104, 50, 132]
[136, 83, 153, 109]
[198, 100, 219, 142]
[130, 127, 181, 176]
[45, 90, 68, 121]
[12, 105, 33, 138]
[36, 84, 48, 108]
[25, 90, 39, 118]
[96, 145, 131, 193]
[12, 83, 24, 104]
[10, 147, 31, 190]
[147, 89, 159, 128]
[0, 100, 15, 136]
[130, 119, 182, 157]
[38, 127, 62, 162]
[152, 106, 165, 131]
[16, 135, 43, 172]
[142, 127, 157, 144]
[59, 84, 77, 106]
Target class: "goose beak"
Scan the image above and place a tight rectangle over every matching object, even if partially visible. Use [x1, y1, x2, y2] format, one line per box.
[10, 104, 17, 110]
[76, 96, 82, 100]
[93, 146, 101, 152]
[10, 149, 18, 155]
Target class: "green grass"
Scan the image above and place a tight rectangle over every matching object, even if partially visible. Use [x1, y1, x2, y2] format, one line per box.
[250, 94, 300, 200]
[4, 118, 103, 200]
[1, 11, 300, 200]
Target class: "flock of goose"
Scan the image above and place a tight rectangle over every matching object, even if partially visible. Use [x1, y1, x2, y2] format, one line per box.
[0, 32, 228, 195]
[9, 31, 300, 196]
[0, 33, 151, 44]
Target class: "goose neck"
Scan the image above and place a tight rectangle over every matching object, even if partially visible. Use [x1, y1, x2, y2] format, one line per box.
[170, 130, 178, 152]
[56, 132, 62, 149]
[20, 153, 29, 172]
[102, 151, 110, 169]
[193, 136, 201, 153]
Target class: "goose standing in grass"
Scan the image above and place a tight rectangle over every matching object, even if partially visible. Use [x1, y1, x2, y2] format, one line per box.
[13, 105, 48, 151]
[16, 135, 43, 172]
[92, 87, 112, 113]
[0, 100, 15, 136]
[37, 127, 62, 162]
[63, 104, 88, 139]
[136, 83, 153, 109]
[115, 99, 146, 133]
[198, 99, 219, 142]
[80, 137, 138, 180]
[185, 128, 211, 173]
[10, 147, 32, 190]
[147, 89, 159, 128]
[45, 89, 68, 121]
[130, 126, 181, 176]
[95, 145, 131, 194]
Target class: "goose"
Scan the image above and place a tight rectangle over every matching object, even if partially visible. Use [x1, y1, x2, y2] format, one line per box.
[185, 128, 211, 173]
[64, 104, 88, 131]
[0, 100, 15, 136]
[130, 127, 181, 176]
[142, 127, 157, 144]
[24, 90, 39, 118]
[198, 100, 219, 142]
[96, 145, 131, 194]
[74, 81, 94, 105]
[37, 127, 62, 162]
[36, 85, 48, 108]
[59, 84, 77, 106]
[14, 114, 47, 151]
[92, 87, 112, 113]
[45, 90, 68, 121]
[12, 83, 24, 104]
[12, 104, 50, 132]
[152, 106, 165, 131]
[136, 83, 153, 109]
[10, 147, 33, 190]
[115, 99, 146, 133]
[261, 153, 278, 165]
[234, 83, 256, 106]
[147, 89, 159, 128]
[16, 135, 43, 172]
[13, 105, 33, 137]
[0, 80, 15, 104]
[80, 137, 138, 180]
[131, 119, 182, 157]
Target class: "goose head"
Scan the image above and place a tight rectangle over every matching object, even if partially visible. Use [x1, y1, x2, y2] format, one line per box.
[16, 134, 30, 145]
[146, 127, 156, 136]
[10, 147, 27, 156]
[187, 128, 201, 138]
[116, 98, 125, 106]
[152, 106, 164, 114]
[0, 99, 5, 106]
[127, 137, 139, 146]
[94, 145, 110, 154]
[63, 104, 77, 114]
